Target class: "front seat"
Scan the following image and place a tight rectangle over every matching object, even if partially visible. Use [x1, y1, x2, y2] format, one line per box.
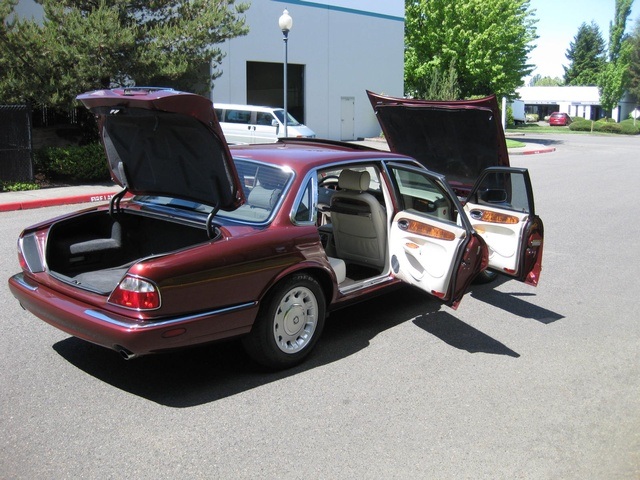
[330, 169, 387, 269]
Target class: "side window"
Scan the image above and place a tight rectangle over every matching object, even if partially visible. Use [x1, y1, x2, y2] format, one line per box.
[391, 168, 454, 222]
[471, 171, 530, 214]
[293, 177, 314, 224]
[256, 112, 274, 126]
[214, 108, 223, 120]
[225, 109, 251, 124]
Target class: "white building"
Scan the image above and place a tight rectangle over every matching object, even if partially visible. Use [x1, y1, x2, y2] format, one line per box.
[15, 0, 405, 141]
[214, 0, 405, 140]
[516, 86, 637, 122]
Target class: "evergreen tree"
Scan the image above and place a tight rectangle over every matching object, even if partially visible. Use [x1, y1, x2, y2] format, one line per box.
[0, 0, 249, 107]
[404, 0, 537, 99]
[530, 75, 564, 86]
[563, 21, 606, 86]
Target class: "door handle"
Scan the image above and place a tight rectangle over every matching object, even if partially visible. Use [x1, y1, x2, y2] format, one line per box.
[469, 209, 483, 220]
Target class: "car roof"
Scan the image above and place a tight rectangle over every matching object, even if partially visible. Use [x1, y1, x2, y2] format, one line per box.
[229, 139, 412, 173]
[214, 103, 284, 112]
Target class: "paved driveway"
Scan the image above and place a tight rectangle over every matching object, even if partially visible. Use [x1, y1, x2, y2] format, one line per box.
[1, 133, 639, 479]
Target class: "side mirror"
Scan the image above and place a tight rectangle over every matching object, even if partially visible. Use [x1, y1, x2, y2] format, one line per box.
[272, 119, 280, 134]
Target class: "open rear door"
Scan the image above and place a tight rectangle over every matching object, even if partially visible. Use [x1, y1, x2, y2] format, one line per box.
[464, 167, 543, 286]
[387, 164, 487, 309]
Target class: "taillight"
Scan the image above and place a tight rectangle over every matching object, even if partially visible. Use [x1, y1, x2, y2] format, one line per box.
[108, 275, 160, 310]
[18, 233, 45, 273]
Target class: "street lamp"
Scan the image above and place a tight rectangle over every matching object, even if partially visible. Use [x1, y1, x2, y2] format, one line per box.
[278, 9, 293, 137]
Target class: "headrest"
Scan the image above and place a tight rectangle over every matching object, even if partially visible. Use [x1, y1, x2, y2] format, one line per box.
[338, 169, 370, 192]
[248, 185, 281, 210]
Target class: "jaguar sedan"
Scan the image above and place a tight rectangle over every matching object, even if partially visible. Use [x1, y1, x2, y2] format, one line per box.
[9, 88, 544, 369]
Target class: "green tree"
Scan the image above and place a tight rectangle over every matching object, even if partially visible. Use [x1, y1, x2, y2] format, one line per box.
[598, 0, 633, 114]
[608, 0, 634, 61]
[563, 21, 606, 85]
[0, 0, 249, 107]
[404, 0, 537, 99]
[628, 18, 640, 101]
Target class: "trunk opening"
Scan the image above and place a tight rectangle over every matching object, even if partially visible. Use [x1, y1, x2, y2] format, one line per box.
[46, 210, 213, 294]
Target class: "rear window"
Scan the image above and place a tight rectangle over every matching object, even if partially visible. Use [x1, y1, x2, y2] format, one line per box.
[135, 159, 293, 224]
[222, 160, 292, 223]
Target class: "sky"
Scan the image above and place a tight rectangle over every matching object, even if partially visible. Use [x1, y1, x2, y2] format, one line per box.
[527, 0, 640, 80]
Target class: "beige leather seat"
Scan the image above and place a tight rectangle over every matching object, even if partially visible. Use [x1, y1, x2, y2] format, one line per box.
[330, 169, 387, 269]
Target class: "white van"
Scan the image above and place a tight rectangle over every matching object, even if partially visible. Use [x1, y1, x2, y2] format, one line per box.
[214, 103, 316, 144]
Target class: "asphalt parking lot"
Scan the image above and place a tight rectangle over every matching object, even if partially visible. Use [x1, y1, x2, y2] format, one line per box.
[1, 133, 639, 479]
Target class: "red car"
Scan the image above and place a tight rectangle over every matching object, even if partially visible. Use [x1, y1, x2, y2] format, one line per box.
[9, 88, 544, 369]
[548, 112, 572, 126]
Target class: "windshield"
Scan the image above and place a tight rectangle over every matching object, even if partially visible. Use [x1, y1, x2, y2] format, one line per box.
[273, 109, 301, 126]
[135, 159, 292, 224]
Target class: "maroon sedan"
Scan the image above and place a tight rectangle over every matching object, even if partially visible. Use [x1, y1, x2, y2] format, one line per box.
[9, 88, 544, 369]
[549, 112, 572, 126]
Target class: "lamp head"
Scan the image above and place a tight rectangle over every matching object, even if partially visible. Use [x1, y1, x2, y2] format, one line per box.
[279, 9, 293, 32]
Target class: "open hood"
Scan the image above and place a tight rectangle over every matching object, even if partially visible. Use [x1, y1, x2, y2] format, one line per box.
[367, 91, 509, 188]
[77, 88, 244, 211]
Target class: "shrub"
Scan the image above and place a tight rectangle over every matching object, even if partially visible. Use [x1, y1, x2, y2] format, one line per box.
[569, 118, 639, 134]
[619, 119, 640, 135]
[35, 143, 109, 182]
[526, 113, 538, 122]
[506, 105, 514, 126]
[569, 119, 593, 132]
[597, 122, 622, 134]
[1, 181, 39, 192]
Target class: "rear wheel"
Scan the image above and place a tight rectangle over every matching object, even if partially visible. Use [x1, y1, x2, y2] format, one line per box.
[242, 273, 326, 369]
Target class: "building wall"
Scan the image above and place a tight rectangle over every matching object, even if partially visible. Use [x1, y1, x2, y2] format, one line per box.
[214, 0, 405, 140]
[15, 0, 405, 139]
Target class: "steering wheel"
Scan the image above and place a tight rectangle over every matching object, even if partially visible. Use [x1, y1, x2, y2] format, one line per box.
[318, 175, 340, 190]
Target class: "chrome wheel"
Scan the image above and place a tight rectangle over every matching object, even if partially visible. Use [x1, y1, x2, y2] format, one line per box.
[242, 273, 326, 369]
[273, 285, 319, 354]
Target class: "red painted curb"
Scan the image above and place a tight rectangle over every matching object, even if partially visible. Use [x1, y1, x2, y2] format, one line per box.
[510, 147, 556, 156]
[0, 191, 128, 212]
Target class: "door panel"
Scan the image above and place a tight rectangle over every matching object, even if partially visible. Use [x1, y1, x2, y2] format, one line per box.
[465, 167, 544, 286]
[387, 164, 486, 307]
[390, 211, 467, 298]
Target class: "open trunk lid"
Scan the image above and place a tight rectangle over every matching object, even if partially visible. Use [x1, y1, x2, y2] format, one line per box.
[367, 91, 509, 189]
[77, 87, 244, 211]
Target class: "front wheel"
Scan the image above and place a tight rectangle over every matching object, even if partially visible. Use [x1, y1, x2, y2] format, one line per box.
[242, 273, 326, 369]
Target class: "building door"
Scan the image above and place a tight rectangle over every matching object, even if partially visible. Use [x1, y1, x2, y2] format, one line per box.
[340, 96, 355, 140]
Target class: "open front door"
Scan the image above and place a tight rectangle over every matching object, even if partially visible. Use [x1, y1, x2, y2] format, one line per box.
[387, 164, 486, 309]
[464, 167, 544, 286]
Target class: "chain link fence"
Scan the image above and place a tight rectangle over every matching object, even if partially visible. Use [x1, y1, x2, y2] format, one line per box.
[0, 104, 33, 183]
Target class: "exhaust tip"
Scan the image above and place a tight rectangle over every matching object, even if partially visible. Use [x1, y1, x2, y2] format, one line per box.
[115, 346, 137, 360]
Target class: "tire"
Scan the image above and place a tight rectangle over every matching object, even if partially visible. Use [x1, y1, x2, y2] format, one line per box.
[473, 269, 499, 285]
[242, 273, 326, 369]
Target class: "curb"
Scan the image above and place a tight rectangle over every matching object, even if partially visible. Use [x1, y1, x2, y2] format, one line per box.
[509, 146, 556, 155]
[0, 191, 125, 213]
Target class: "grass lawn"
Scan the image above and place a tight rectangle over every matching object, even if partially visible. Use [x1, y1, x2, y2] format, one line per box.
[506, 123, 579, 134]
[506, 138, 526, 148]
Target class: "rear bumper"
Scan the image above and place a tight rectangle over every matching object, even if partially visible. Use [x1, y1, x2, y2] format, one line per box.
[8, 273, 257, 357]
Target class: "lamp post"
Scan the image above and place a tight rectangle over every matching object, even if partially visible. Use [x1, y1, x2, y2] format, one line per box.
[278, 9, 292, 138]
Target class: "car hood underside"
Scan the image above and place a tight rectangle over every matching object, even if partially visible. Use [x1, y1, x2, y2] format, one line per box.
[367, 91, 510, 188]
